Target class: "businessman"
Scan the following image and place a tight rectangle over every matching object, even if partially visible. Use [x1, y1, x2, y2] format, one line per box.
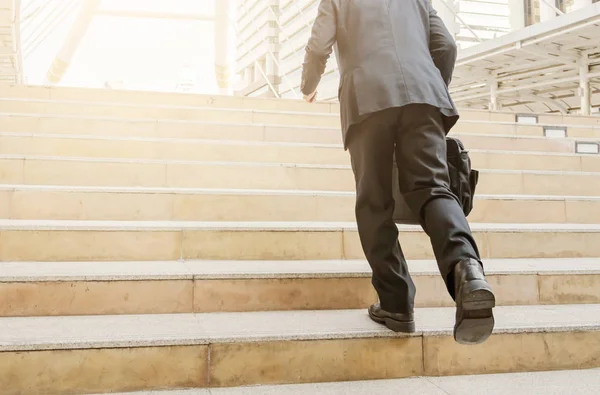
[301, 0, 495, 345]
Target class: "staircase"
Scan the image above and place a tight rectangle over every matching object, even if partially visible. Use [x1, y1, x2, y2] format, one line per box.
[0, 84, 600, 394]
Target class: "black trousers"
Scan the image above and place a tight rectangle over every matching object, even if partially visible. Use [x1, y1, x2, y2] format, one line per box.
[347, 104, 481, 314]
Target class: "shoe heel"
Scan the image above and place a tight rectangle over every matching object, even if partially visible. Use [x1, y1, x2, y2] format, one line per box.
[454, 314, 495, 345]
[454, 279, 496, 345]
[384, 318, 416, 333]
[461, 279, 496, 310]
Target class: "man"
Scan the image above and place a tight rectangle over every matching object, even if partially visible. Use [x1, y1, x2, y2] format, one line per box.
[301, 0, 495, 345]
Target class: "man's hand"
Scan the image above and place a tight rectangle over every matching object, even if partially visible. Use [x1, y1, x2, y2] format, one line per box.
[303, 90, 317, 103]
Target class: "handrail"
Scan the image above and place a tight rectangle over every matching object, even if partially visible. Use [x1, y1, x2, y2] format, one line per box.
[237, 1, 299, 98]
[20, 0, 79, 60]
[540, 0, 566, 16]
[230, 2, 281, 98]
[439, 0, 483, 43]
[267, 5, 305, 65]
[289, 0, 314, 31]
[22, 0, 78, 58]
[14, 0, 24, 83]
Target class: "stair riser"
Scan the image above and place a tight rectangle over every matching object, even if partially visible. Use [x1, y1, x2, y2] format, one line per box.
[2, 159, 599, 195]
[3, 100, 600, 136]
[0, 135, 592, 169]
[2, 331, 599, 393]
[0, 84, 337, 113]
[1, 274, 598, 317]
[0, 345, 208, 395]
[1, 229, 599, 261]
[2, 191, 599, 223]
[3, 114, 599, 142]
[0, 101, 343, 128]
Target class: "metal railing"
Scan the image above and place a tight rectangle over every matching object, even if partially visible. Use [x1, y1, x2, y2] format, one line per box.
[20, 0, 79, 60]
[14, 0, 24, 83]
[236, 0, 301, 98]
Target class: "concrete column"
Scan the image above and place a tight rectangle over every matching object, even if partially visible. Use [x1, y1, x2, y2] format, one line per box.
[508, 0, 526, 31]
[573, 0, 593, 11]
[489, 79, 501, 111]
[243, 67, 253, 86]
[580, 57, 591, 116]
[253, 57, 264, 81]
[214, 0, 234, 94]
[265, 53, 277, 76]
[44, 0, 102, 85]
[432, 0, 459, 38]
[540, 0, 558, 22]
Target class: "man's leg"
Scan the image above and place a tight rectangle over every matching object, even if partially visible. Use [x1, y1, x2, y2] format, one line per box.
[347, 109, 416, 328]
[394, 104, 495, 344]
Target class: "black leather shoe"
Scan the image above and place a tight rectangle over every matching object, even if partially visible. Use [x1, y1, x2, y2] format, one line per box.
[368, 303, 415, 333]
[453, 258, 495, 345]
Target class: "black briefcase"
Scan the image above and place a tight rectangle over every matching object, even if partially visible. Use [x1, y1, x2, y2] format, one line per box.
[392, 137, 479, 224]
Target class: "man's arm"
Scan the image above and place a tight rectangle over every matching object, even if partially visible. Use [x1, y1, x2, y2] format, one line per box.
[429, 1, 458, 86]
[301, 0, 337, 98]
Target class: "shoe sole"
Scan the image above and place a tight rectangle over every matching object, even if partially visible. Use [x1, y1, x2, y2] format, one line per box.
[368, 310, 416, 333]
[454, 279, 496, 345]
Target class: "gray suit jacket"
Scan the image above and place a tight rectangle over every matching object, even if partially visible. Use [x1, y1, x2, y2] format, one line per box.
[301, 0, 459, 149]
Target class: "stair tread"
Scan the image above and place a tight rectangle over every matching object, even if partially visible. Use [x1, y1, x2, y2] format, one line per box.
[0, 130, 596, 153]
[2, 153, 600, 175]
[1, 219, 600, 232]
[94, 368, 600, 395]
[2, 304, 599, 351]
[1, 258, 599, 281]
[2, 106, 599, 131]
[2, 184, 600, 201]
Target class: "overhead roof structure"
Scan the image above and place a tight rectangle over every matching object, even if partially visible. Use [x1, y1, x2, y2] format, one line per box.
[452, 2, 600, 115]
[0, 0, 22, 84]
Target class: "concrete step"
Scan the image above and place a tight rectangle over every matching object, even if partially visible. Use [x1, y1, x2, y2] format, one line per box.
[0, 133, 597, 170]
[2, 155, 600, 196]
[3, 112, 600, 143]
[1, 305, 599, 393]
[1, 258, 598, 316]
[0, 99, 343, 128]
[0, 84, 339, 114]
[2, 95, 600, 135]
[4, 84, 600, 128]
[0, 220, 599, 261]
[91, 368, 600, 395]
[2, 185, 599, 223]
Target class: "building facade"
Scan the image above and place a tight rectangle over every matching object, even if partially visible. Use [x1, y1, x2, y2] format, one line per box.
[234, 0, 281, 97]
[234, 0, 598, 99]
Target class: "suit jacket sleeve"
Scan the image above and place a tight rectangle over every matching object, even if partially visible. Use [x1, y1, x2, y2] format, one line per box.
[301, 0, 337, 96]
[428, 1, 458, 86]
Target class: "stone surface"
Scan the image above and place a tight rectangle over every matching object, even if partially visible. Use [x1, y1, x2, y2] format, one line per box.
[1, 132, 597, 172]
[424, 331, 600, 376]
[95, 368, 600, 394]
[0, 230, 182, 261]
[539, 274, 600, 304]
[1, 259, 598, 315]
[182, 230, 345, 260]
[193, 277, 377, 312]
[11, 189, 176, 221]
[210, 338, 422, 387]
[0, 279, 194, 316]
[7, 184, 600, 223]
[2, 305, 600, 352]
[5, 85, 600, 394]
[3, 257, 598, 282]
[5, 154, 600, 194]
[0, 346, 208, 395]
